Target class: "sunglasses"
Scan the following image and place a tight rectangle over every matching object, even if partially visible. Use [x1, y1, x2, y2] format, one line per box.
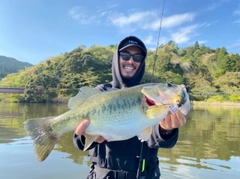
[119, 52, 144, 63]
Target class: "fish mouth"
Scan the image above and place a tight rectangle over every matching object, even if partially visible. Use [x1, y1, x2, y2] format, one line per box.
[145, 96, 156, 106]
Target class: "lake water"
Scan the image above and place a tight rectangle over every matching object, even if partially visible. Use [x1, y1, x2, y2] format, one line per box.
[0, 102, 239, 179]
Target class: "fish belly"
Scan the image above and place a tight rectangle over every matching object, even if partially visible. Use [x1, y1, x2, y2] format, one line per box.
[85, 108, 149, 141]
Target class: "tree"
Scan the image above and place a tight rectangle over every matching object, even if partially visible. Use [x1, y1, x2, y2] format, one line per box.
[1, 41, 240, 103]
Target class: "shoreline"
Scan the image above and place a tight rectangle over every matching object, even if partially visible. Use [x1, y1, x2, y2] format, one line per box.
[192, 101, 240, 107]
[1, 99, 240, 106]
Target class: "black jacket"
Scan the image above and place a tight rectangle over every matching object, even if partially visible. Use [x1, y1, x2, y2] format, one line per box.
[73, 36, 179, 178]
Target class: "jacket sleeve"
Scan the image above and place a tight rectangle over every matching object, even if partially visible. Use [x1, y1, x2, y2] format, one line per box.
[73, 133, 98, 151]
[146, 124, 179, 148]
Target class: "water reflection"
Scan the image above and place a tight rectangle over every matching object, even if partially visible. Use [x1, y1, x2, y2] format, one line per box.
[0, 102, 239, 179]
[158, 105, 240, 178]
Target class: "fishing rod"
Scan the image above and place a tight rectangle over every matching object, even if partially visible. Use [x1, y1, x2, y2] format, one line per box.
[137, 1, 166, 179]
[151, 0, 166, 83]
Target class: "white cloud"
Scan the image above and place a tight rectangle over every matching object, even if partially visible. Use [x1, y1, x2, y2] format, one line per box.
[201, 20, 218, 28]
[109, 11, 158, 28]
[68, 6, 197, 36]
[234, 10, 240, 16]
[144, 13, 195, 30]
[108, 11, 195, 33]
[204, 2, 221, 11]
[198, 40, 208, 45]
[233, 8, 240, 24]
[68, 6, 100, 24]
[107, 10, 159, 34]
[68, 5, 117, 25]
[203, 0, 230, 12]
[98, 3, 119, 11]
[171, 25, 199, 44]
[227, 39, 240, 49]
[234, 20, 240, 24]
[144, 35, 155, 45]
[143, 35, 168, 46]
[162, 13, 195, 28]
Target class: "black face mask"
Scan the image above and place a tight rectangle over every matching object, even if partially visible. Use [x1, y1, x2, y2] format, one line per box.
[122, 75, 131, 82]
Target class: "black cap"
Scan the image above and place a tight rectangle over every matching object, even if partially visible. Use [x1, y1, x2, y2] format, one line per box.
[118, 36, 146, 56]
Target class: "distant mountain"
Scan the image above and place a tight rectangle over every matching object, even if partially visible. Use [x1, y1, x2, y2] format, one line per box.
[0, 55, 33, 78]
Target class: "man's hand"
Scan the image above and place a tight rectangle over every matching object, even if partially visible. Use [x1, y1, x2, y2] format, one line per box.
[75, 120, 89, 135]
[75, 119, 105, 143]
[160, 87, 191, 131]
[160, 110, 186, 130]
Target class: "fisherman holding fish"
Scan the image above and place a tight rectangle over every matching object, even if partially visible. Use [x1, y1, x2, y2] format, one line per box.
[24, 36, 190, 178]
[73, 36, 191, 179]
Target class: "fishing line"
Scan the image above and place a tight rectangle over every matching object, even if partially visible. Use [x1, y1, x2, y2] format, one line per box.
[151, 0, 166, 83]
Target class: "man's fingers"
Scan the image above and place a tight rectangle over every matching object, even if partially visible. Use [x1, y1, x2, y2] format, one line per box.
[160, 111, 186, 130]
[75, 120, 106, 143]
[75, 120, 89, 136]
[95, 136, 105, 143]
[176, 111, 186, 127]
[160, 114, 172, 130]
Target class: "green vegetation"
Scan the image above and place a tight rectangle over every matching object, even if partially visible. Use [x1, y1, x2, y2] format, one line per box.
[1, 41, 240, 103]
[0, 55, 32, 79]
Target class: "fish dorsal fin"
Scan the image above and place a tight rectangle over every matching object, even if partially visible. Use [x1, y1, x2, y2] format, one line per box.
[68, 87, 101, 109]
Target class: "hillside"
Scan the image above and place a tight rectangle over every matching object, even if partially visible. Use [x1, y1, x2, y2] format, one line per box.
[0, 55, 33, 79]
[0, 41, 240, 103]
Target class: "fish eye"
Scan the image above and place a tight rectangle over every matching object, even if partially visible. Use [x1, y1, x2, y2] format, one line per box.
[166, 83, 174, 87]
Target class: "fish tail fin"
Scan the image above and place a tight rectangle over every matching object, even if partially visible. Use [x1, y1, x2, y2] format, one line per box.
[24, 117, 58, 162]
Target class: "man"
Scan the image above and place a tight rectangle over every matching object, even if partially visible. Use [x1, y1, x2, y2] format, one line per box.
[73, 36, 190, 179]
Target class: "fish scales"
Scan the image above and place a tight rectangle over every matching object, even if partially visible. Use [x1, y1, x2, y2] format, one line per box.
[24, 83, 185, 161]
[50, 87, 143, 135]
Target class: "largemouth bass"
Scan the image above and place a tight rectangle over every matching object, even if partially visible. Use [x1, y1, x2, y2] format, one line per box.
[24, 83, 185, 162]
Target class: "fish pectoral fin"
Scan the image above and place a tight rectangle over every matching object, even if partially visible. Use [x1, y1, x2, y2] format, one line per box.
[68, 87, 101, 109]
[138, 127, 152, 141]
[146, 106, 169, 119]
[83, 134, 99, 151]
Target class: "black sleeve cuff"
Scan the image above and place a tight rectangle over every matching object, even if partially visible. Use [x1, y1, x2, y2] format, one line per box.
[159, 126, 174, 135]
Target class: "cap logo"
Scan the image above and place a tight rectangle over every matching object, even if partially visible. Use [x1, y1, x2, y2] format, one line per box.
[129, 40, 138, 45]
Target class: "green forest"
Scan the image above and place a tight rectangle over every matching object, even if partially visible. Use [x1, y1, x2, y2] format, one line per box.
[0, 55, 32, 79]
[1, 41, 240, 103]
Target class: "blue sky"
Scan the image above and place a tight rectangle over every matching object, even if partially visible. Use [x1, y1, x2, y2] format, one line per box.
[1, 0, 240, 65]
